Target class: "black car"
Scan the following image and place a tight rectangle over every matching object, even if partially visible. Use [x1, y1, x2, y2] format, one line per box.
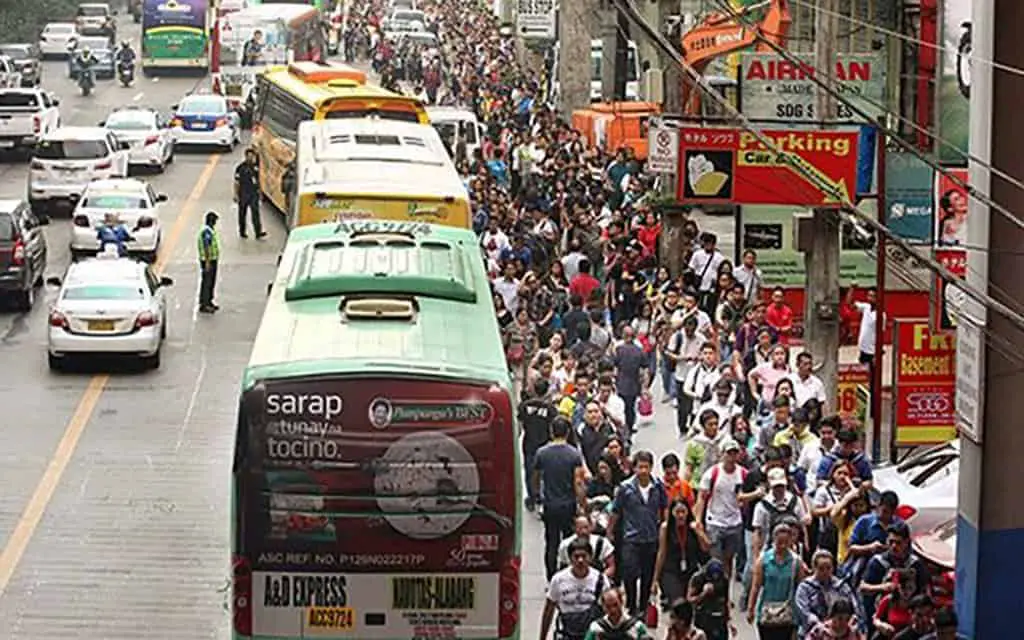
[0, 200, 48, 311]
[0, 44, 42, 86]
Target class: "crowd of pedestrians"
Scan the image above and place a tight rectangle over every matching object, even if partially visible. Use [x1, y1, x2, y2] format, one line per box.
[338, 1, 962, 638]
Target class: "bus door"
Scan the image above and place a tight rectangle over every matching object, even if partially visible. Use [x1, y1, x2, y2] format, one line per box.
[234, 375, 520, 639]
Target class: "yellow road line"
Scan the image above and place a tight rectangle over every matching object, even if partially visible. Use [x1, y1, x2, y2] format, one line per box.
[0, 154, 222, 596]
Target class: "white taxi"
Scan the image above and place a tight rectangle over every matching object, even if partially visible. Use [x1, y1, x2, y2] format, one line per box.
[46, 249, 172, 371]
[70, 178, 167, 261]
[102, 107, 175, 172]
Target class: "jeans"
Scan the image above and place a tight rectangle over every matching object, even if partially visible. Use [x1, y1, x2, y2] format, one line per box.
[621, 540, 658, 614]
[238, 194, 262, 236]
[676, 380, 692, 436]
[542, 502, 576, 581]
[620, 394, 637, 433]
[198, 260, 218, 307]
[523, 446, 539, 507]
[660, 355, 676, 399]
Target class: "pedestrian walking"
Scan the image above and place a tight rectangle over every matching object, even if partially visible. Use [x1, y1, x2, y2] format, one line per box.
[613, 325, 650, 435]
[519, 378, 557, 512]
[197, 210, 220, 314]
[533, 416, 587, 581]
[234, 148, 265, 239]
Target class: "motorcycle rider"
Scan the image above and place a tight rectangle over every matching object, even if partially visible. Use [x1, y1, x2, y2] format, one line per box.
[97, 213, 135, 257]
[115, 39, 136, 83]
[76, 46, 99, 83]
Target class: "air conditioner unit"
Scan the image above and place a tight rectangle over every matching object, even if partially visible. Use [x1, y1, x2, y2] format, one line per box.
[641, 68, 663, 103]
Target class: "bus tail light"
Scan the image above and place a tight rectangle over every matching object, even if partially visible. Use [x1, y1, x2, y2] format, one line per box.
[498, 554, 520, 638]
[232, 555, 253, 636]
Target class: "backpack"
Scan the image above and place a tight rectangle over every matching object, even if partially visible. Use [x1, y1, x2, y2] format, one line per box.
[702, 464, 748, 525]
[761, 494, 799, 542]
[593, 615, 640, 640]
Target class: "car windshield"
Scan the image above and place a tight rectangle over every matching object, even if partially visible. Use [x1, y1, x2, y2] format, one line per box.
[81, 194, 148, 209]
[77, 5, 107, 16]
[35, 139, 107, 160]
[0, 213, 13, 240]
[105, 112, 154, 131]
[77, 37, 110, 51]
[0, 46, 32, 58]
[178, 98, 225, 115]
[0, 92, 39, 108]
[63, 285, 144, 300]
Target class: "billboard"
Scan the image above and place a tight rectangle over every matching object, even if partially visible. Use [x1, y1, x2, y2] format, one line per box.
[884, 152, 935, 242]
[675, 127, 859, 206]
[932, 249, 967, 332]
[739, 204, 876, 287]
[740, 53, 887, 123]
[837, 364, 871, 427]
[892, 321, 957, 445]
[935, 168, 969, 247]
[938, 0, 971, 165]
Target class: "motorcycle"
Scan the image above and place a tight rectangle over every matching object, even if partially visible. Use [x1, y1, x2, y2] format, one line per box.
[78, 65, 95, 96]
[117, 59, 134, 87]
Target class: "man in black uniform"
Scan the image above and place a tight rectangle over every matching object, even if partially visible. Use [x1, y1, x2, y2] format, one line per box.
[234, 148, 265, 239]
[518, 378, 556, 512]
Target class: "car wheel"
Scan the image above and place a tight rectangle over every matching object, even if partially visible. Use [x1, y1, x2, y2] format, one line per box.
[15, 285, 34, 311]
[48, 353, 63, 372]
[144, 347, 161, 370]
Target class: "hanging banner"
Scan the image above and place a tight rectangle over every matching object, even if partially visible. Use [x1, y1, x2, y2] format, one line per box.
[884, 152, 935, 242]
[892, 321, 957, 445]
[934, 168, 969, 247]
[931, 249, 967, 332]
[938, 0, 972, 165]
[675, 127, 860, 206]
[837, 364, 871, 427]
[739, 53, 887, 123]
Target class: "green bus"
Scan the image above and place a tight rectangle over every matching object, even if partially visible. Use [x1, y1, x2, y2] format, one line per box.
[231, 220, 522, 640]
[141, 0, 212, 70]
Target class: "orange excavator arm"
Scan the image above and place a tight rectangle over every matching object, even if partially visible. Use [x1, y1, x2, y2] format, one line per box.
[679, 0, 791, 114]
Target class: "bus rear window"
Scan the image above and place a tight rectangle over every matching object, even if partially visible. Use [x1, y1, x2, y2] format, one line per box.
[323, 107, 421, 123]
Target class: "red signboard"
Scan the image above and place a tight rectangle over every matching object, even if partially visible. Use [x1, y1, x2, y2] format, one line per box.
[892, 321, 957, 445]
[837, 363, 870, 422]
[675, 127, 860, 206]
[931, 249, 967, 332]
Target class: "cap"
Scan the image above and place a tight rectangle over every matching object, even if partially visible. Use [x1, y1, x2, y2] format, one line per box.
[720, 438, 741, 454]
[205, 210, 219, 220]
[767, 468, 787, 487]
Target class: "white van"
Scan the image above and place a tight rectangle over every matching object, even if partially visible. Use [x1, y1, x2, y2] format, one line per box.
[590, 38, 640, 102]
[426, 106, 486, 165]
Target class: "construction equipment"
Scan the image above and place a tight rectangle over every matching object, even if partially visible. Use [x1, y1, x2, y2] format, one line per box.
[572, 101, 662, 159]
[679, 0, 791, 113]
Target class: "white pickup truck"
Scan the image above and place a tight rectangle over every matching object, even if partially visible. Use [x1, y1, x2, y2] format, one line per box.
[0, 88, 60, 152]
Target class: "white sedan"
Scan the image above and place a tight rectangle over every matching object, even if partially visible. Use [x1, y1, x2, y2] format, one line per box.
[46, 251, 173, 371]
[102, 107, 175, 172]
[38, 22, 78, 58]
[70, 178, 167, 261]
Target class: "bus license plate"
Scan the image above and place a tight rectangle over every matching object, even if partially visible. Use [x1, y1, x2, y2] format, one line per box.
[307, 607, 355, 630]
[88, 320, 114, 331]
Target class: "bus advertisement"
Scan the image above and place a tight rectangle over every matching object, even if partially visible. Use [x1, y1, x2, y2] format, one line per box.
[231, 221, 521, 640]
[141, 0, 211, 70]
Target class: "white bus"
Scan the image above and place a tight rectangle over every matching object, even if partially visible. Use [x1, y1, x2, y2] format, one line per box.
[590, 38, 640, 102]
[291, 119, 471, 229]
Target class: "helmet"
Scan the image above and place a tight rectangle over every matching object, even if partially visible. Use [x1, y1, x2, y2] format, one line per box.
[122, 40, 130, 48]
[81, 47, 91, 56]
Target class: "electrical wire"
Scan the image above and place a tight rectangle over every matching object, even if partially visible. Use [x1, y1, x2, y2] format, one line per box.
[788, 0, 1024, 82]
[608, 0, 1024, 334]
[705, 0, 1024, 317]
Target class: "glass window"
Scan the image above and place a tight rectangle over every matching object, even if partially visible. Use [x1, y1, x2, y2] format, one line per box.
[178, 98, 227, 115]
[34, 140, 108, 160]
[80, 194, 148, 209]
[0, 213, 13, 240]
[0, 45, 33, 59]
[76, 5, 107, 16]
[77, 37, 111, 51]
[46, 24, 75, 33]
[0, 92, 39, 108]
[106, 111, 156, 131]
[63, 285, 145, 301]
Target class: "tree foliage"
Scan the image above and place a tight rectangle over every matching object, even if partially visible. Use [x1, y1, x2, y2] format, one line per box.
[0, 0, 80, 42]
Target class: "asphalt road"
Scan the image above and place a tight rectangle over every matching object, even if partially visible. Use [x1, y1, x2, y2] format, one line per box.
[0, 18, 760, 638]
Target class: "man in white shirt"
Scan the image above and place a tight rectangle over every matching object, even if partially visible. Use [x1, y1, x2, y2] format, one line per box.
[697, 378, 742, 428]
[667, 316, 704, 435]
[532, 208, 557, 244]
[733, 249, 763, 301]
[492, 262, 520, 313]
[557, 515, 616, 576]
[480, 218, 510, 264]
[671, 290, 713, 338]
[846, 284, 880, 367]
[694, 439, 747, 586]
[788, 351, 828, 410]
[687, 232, 726, 295]
[596, 376, 627, 435]
[683, 343, 721, 426]
[562, 239, 587, 281]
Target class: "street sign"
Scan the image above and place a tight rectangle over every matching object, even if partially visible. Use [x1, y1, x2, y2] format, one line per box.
[646, 125, 678, 174]
[955, 313, 985, 443]
[515, 0, 554, 40]
[739, 53, 887, 123]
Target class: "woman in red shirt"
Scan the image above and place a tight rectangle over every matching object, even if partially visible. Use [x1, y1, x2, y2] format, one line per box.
[764, 286, 795, 345]
[873, 570, 918, 637]
[636, 210, 662, 257]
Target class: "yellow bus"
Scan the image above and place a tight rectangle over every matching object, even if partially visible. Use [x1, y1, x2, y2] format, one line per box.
[251, 61, 429, 211]
[291, 118, 471, 229]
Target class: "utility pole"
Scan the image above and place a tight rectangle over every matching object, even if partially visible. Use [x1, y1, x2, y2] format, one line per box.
[804, 0, 841, 407]
[558, 0, 593, 114]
